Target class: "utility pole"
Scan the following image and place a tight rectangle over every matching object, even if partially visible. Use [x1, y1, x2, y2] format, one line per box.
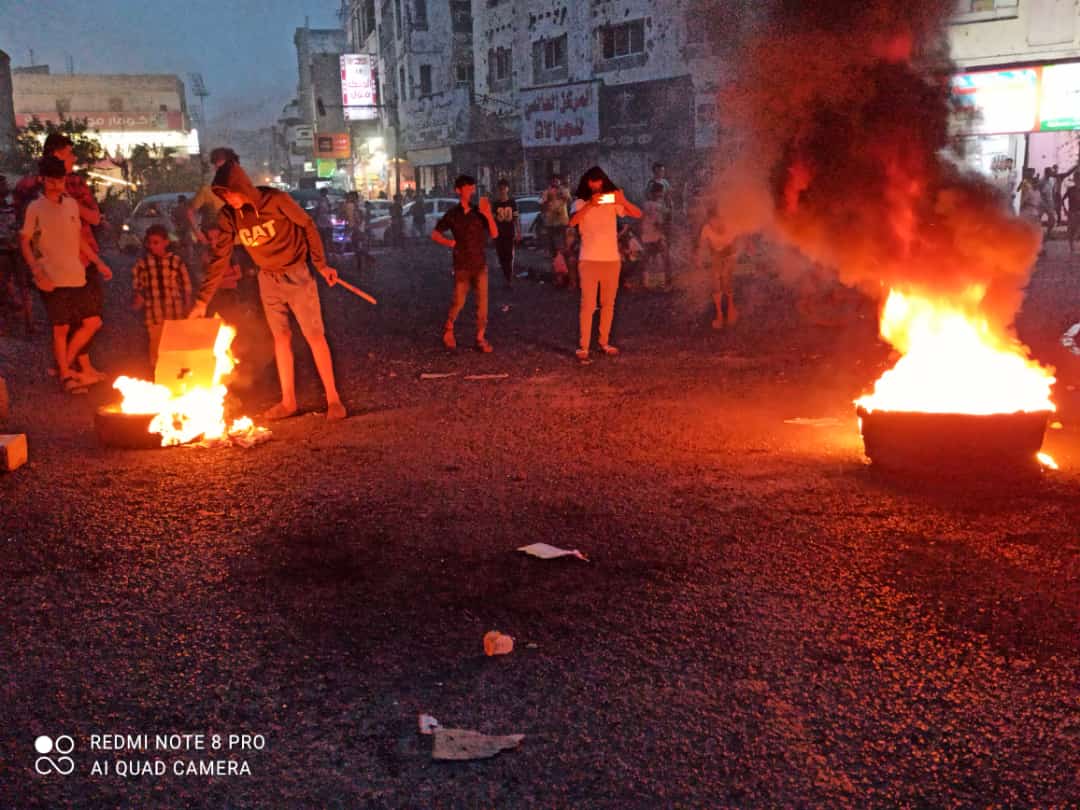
[188, 73, 210, 155]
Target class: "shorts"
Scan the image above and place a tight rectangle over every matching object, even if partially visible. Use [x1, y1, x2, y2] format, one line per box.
[257, 266, 326, 339]
[41, 285, 97, 326]
[82, 265, 104, 318]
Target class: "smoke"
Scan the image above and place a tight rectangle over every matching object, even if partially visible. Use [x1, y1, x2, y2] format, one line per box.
[713, 0, 1041, 332]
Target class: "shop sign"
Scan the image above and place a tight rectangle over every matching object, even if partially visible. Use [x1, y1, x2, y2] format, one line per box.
[951, 69, 1039, 135]
[520, 81, 600, 148]
[600, 76, 694, 150]
[15, 110, 184, 131]
[341, 54, 378, 121]
[1039, 63, 1080, 131]
[314, 132, 351, 159]
[316, 159, 337, 178]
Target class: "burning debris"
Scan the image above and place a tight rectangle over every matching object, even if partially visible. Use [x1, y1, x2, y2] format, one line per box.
[713, 0, 1056, 470]
[97, 319, 270, 449]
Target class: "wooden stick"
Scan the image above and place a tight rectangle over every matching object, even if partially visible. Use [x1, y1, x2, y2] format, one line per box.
[334, 278, 377, 305]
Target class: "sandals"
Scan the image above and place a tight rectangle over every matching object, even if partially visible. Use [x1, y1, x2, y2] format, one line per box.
[475, 338, 493, 353]
[599, 344, 620, 356]
[261, 403, 298, 421]
[62, 375, 89, 395]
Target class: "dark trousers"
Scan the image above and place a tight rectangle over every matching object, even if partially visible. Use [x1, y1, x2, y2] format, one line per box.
[495, 238, 515, 283]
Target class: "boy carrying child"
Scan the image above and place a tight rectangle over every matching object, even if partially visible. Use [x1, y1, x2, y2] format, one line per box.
[132, 224, 192, 367]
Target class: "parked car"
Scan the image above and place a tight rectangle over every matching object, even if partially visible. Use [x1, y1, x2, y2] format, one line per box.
[367, 197, 460, 245]
[515, 196, 542, 245]
[118, 192, 197, 253]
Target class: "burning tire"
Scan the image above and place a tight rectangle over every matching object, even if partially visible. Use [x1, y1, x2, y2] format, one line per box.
[94, 407, 164, 450]
[856, 407, 1051, 474]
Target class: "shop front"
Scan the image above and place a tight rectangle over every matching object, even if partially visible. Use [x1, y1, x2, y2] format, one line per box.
[519, 80, 601, 193]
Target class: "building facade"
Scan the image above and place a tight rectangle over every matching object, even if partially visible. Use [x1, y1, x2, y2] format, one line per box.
[338, 0, 724, 197]
[10, 69, 196, 158]
[948, 0, 1080, 194]
[292, 26, 349, 186]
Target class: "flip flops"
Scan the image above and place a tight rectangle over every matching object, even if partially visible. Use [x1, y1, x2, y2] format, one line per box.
[61, 375, 89, 395]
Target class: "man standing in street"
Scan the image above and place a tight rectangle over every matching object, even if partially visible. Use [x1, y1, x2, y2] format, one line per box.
[492, 179, 520, 288]
[539, 174, 570, 262]
[411, 189, 428, 239]
[431, 175, 498, 352]
[190, 160, 347, 422]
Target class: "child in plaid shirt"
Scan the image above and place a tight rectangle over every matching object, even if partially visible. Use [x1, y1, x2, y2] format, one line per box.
[132, 224, 192, 366]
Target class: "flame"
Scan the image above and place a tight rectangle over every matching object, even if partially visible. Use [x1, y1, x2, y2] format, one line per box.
[1037, 452, 1059, 470]
[855, 288, 1056, 415]
[113, 323, 261, 447]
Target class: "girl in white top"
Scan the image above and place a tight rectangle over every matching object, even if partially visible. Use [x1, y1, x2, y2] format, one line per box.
[568, 167, 641, 362]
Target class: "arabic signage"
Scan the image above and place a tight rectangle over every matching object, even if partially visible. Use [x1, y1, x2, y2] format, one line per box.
[314, 132, 351, 159]
[951, 61, 1080, 135]
[341, 54, 378, 121]
[15, 110, 185, 131]
[600, 76, 693, 150]
[520, 81, 600, 148]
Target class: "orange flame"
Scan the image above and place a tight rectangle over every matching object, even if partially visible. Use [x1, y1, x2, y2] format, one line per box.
[856, 288, 1056, 415]
[113, 323, 261, 447]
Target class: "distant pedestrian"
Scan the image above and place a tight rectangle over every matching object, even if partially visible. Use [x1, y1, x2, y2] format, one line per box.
[190, 161, 346, 422]
[540, 174, 570, 262]
[697, 215, 746, 329]
[640, 181, 671, 288]
[1064, 178, 1080, 253]
[315, 188, 334, 253]
[19, 156, 112, 394]
[132, 224, 192, 367]
[390, 194, 405, 247]
[172, 194, 195, 265]
[411, 189, 428, 239]
[492, 179, 520, 287]
[569, 166, 641, 362]
[431, 174, 498, 353]
[647, 162, 674, 214]
[0, 175, 32, 336]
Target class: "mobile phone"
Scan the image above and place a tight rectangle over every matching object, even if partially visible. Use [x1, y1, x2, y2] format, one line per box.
[598, 193, 616, 204]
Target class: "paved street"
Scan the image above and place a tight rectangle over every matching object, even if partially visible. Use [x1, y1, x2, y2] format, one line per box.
[1, 240, 1078, 807]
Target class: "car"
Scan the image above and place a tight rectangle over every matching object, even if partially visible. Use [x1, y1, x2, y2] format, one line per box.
[514, 196, 542, 245]
[367, 197, 460, 245]
[119, 192, 198, 253]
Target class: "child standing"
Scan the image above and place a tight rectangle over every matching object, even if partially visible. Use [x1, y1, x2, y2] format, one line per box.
[132, 224, 192, 367]
[19, 156, 112, 393]
[640, 181, 671, 288]
[492, 179, 520, 287]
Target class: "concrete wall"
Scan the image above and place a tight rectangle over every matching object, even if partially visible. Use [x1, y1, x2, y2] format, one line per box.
[949, 0, 1080, 67]
[294, 28, 347, 124]
[11, 72, 188, 120]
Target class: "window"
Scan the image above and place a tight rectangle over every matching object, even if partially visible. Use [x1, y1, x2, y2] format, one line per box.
[543, 36, 566, 70]
[419, 64, 433, 96]
[951, 0, 1019, 21]
[456, 62, 474, 87]
[493, 48, 512, 81]
[108, 97, 123, 112]
[414, 0, 427, 29]
[364, 0, 376, 36]
[601, 20, 645, 59]
[399, 65, 407, 101]
[56, 98, 71, 115]
[451, 0, 472, 33]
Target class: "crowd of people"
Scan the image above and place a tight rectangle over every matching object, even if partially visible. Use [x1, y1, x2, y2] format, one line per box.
[35, 135, 1070, 418]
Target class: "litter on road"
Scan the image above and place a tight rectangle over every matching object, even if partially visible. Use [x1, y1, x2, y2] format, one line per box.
[418, 714, 441, 735]
[783, 417, 842, 427]
[465, 373, 510, 381]
[483, 631, 514, 656]
[518, 542, 589, 561]
[419, 373, 458, 380]
[432, 728, 525, 761]
[0, 433, 27, 472]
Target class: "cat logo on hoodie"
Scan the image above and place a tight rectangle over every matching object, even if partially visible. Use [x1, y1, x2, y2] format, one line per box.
[239, 220, 278, 247]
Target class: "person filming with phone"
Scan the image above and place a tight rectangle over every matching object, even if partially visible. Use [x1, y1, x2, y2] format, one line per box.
[568, 166, 641, 363]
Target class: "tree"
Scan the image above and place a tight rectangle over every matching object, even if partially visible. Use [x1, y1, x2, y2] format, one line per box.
[10, 117, 106, 176]
[118, 144, 205, 200]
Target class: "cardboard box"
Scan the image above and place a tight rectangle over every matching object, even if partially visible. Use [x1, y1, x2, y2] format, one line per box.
[154, 318, 223, 395]
[0, 433, 27, 472]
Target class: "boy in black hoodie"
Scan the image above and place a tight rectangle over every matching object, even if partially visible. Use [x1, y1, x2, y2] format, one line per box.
[190, 161, 346, 421]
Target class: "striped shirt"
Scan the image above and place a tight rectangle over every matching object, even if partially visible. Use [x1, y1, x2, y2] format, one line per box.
[133, 252, 192, 326]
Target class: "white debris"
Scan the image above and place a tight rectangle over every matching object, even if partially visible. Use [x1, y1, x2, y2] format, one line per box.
[518, 543, 589, 562]
[783, 417, 842, 427]
[419, 714, 441, 735]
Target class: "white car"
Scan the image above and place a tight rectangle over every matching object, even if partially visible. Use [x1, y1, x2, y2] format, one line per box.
[368, 197, 460, 245]
[515, 196, 542, 245]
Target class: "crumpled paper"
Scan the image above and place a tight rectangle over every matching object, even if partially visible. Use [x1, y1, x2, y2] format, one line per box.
[432, 728, 524, 761]
[518, 543, 589, 562]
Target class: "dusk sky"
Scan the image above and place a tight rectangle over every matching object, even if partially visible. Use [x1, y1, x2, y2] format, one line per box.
[0, 0, 340, 131]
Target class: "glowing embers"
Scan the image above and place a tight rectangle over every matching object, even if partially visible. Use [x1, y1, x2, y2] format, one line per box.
[102, 319, 268, 449]
[856, 289, 1055, 473]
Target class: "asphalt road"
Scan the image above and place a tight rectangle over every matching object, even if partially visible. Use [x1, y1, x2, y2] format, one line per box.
[1, 238, 1078, 808]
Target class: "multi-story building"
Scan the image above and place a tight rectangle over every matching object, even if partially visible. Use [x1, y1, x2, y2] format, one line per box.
[338, 0, 723, 197]
[0, 50, 15, 161]
[294, 26, 348, 185]
[10, 69, 196, 158]
[948, 0, 1080, 191]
